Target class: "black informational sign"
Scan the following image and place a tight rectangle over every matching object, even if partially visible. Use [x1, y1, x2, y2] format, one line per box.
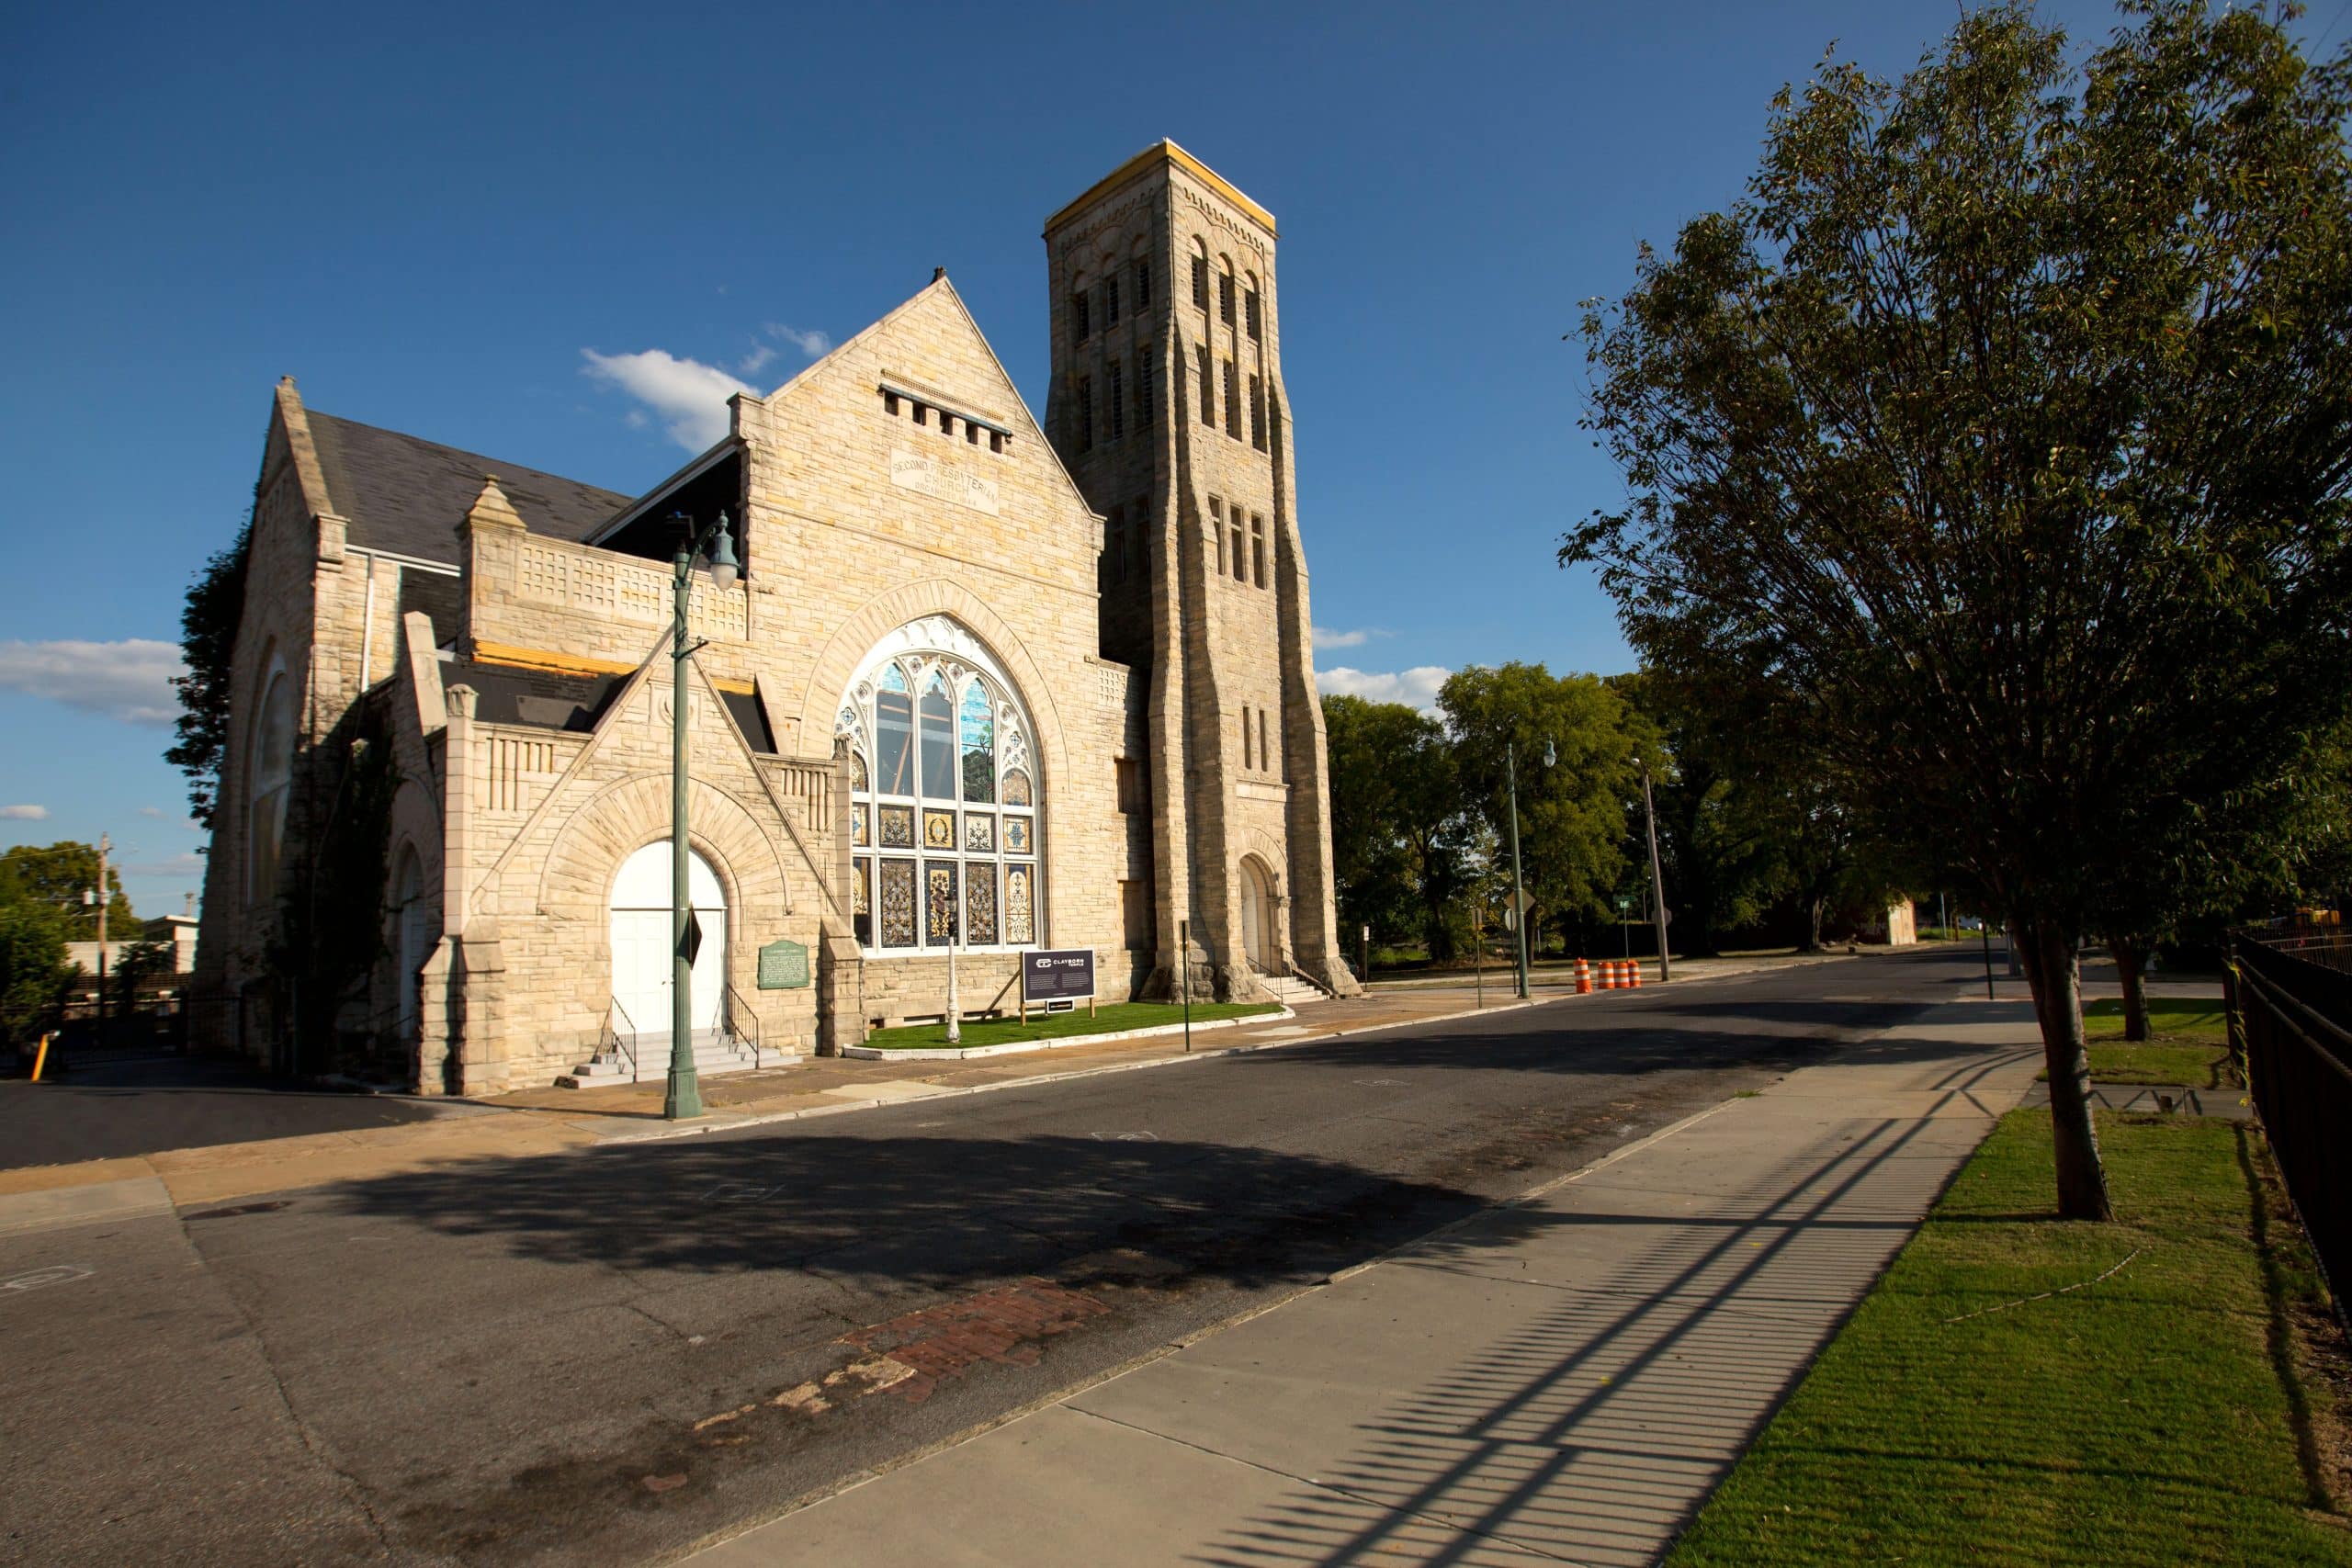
[1022, 948, 1096, 1003]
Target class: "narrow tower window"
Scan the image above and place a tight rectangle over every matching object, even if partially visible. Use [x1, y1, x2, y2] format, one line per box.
[1250, 374, 1267, 451]
[1075, 376, 1093, 452]
[1242, 705, 1253, 770]
[1135, 257, 1151, 310]
[1072, 289, 1091, 341]
[1193, 256, 1209, 310]
[1136, 343, 1155, 426]
[1224, 360, 1240, 438]
[1105, 275, 1120, 327]
[1259, 708, 1270, 775]
[1251, 513, 1266, 586]
[1231, 515, 1245, 580]
[1198, 345, 1214, 425]
[1219, 271, 1235, 326]
[1246, 287, 1262, 342]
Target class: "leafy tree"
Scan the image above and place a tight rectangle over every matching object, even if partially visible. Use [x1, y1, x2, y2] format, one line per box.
[0, 899, 73, 1046]
[1611, 670, 1790, 955]
[1441, 663, 1641, 934]
[267, 732, 399, 1072]
[166, 515, 252, 829]
[1321, 694, 1480, 960]
[0, 842, 136, 940]
[1567, 2, 2352, 1217]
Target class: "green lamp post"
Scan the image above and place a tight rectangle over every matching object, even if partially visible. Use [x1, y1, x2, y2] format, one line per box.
[666, 509, 739, 1122]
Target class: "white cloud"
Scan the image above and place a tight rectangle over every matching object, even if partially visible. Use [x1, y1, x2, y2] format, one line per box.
[0, 638, 186, 725]
[1312, 626, 1387, 651]
[738, 344, 779, 376]
[764, 322, 832, 359]
[1, 804, 49, 820]
[580, 348, 756, 451]
[1315, 665, 1452, 714]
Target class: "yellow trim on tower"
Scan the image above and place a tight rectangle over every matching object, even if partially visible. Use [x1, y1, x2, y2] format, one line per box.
[1045, 139, 1277, 239]
[470, 640, 757, 695]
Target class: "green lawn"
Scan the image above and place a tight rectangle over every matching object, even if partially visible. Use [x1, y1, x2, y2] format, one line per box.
[1668, 1111, 2349, 1566]
[2074, 996, 2234, 1087]
[858, 1001, 1280, 1051]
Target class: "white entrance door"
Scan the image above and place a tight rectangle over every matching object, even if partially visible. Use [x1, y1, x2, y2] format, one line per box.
[610, 842, 727, 1047]
[1239, 859, 1273, 972]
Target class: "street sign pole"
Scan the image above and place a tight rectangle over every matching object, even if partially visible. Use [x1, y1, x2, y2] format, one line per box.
[666, 536, 703, 1122]
[1180, 918, 1191, 1053]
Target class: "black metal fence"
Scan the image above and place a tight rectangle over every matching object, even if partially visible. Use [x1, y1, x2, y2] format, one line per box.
[2228, 919, 2352, 1323]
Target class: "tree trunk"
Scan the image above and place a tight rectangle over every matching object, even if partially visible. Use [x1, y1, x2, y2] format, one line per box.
[2021, 919, 2113, 1221]
[1805, 897, 1826, 953]
[2111, 936, 2149, 1042]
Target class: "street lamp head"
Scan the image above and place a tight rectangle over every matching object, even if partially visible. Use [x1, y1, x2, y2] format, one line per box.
[1543, 739, 1556, 769]
[706, 511, 739, 590]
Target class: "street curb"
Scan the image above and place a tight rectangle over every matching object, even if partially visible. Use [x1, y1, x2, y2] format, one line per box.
[837, 1006, 1294, 1061]
[597, 994, 1554, 1145]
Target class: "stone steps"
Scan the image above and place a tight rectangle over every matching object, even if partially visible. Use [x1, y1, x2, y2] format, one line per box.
[1259, 973, 1329, 1006]
[559, 1029, 799, 1088]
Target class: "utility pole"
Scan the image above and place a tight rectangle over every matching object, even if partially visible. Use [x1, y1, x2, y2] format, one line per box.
[1506, 743, 1529, 999]
[1639, 763, 1670, 982]
[96, 832, 110, 1027]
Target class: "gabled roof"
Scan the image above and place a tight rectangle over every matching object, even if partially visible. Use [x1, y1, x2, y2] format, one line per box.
[306, 411, 631, 563]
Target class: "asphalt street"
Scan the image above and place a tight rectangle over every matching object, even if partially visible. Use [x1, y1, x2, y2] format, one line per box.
[0, 948, 1980, 1566]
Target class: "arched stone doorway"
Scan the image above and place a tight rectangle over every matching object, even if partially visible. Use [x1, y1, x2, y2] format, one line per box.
[609, 842, 728, 1047]
[1238, 856, 1278, 974]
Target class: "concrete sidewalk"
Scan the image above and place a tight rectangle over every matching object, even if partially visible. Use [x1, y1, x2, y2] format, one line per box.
[684, 1001, 2042, 1568]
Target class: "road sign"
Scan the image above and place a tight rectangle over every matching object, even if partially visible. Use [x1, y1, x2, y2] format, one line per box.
[679, 908, 704, 965]
[1505, 889, 1538, 916]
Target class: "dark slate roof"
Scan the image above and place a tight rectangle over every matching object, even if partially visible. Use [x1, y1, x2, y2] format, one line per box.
[444, 660, 622, 733]
[306, 411, 633, 563]
[444, 659, 777, 753]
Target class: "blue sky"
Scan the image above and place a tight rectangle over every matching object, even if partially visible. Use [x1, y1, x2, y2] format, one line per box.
[6, 0, 2337, 917]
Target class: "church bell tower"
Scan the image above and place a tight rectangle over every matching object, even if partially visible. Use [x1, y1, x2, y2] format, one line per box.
[1044, 141, 1358, 1001]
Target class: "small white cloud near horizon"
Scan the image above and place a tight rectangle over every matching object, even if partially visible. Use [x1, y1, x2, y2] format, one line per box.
[1315, 665, 1452, 714]
[1, 804, 49, 820]
[580, 349, 755, 451]
[0, 638, 187, 725]
[1311, 626, 1388, 651]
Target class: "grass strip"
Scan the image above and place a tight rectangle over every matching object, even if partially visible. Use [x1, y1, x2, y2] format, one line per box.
[2035, 997, 2235, 1087]
[1668, 1110, 2350, 1567]
[858, 1001, 1279, 1051]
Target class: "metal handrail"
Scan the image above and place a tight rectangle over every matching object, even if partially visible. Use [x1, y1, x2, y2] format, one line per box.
[1274, 945, 1335, 1000]
[600, 995, 639, 1081]
[724, 983, 761, 1069]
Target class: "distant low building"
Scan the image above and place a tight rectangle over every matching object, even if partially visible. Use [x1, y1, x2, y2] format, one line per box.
[65, 914, 199, 979]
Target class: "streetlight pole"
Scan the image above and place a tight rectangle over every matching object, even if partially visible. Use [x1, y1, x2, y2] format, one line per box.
[1640, 761, 1670, 983]
[1506, 742, 1529, 999]
[665, 510, 738, 1122]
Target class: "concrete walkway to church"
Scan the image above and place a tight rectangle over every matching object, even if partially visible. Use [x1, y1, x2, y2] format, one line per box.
[684, 1001, 2042, 1568]
[0, 954, 1849, 1228]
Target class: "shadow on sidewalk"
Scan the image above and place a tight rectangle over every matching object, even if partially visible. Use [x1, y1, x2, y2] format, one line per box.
[1189, 1042, 2033, 1567]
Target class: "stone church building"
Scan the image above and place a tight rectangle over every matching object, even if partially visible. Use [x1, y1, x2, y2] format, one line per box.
[190, 141, 1358, 1094]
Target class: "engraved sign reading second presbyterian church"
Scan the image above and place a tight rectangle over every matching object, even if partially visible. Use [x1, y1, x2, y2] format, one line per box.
[890, 446, 1001, 516]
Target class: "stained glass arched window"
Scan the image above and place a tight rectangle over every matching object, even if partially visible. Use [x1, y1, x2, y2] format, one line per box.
[837, 617, 1040, 953]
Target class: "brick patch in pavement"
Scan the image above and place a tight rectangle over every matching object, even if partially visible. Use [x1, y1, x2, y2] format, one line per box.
[837, 1279, 1110, 1404]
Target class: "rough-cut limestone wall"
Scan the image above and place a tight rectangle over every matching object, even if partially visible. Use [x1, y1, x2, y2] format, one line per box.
[1045, 150, 1359, 999]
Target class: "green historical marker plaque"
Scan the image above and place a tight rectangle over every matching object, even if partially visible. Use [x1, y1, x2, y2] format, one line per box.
[757, 938, 810, 989]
